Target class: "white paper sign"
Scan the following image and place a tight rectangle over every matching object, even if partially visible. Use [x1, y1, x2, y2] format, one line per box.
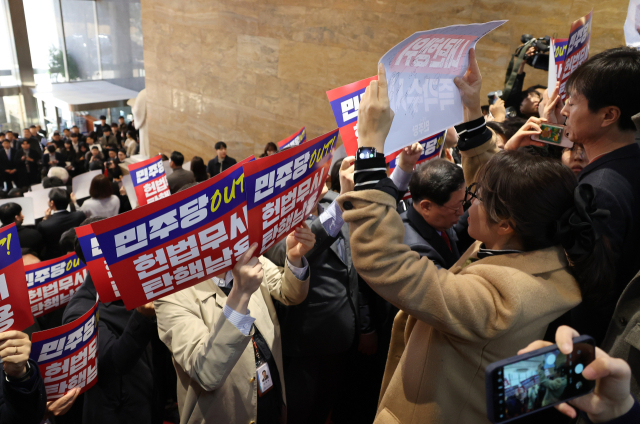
[183, 161, 191, 172]
[72, 170, 102, 200]
[0, 197, 36, 226]
[121, 174, 138, 209]
[548, 39, 557, 91]
[379, 20, 507, 154]
[625, 0, 640, 47]
[30, 183, 44, 192]
[163, 160, 173, 176]
[24, 188, 57, 219]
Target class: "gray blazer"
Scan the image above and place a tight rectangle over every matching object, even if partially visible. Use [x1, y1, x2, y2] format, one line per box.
[167, 167, 196, 194]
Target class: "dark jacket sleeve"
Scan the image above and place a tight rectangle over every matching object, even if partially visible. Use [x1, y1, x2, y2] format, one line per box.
[504, 71, 526, 110]
[0, 360, 47, 424]
[206, 158, 216, 177]
[63, 276, 157, 376]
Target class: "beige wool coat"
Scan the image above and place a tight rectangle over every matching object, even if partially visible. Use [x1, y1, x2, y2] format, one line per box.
[155, 257, 309, 424]
[337, 190, 582, 424]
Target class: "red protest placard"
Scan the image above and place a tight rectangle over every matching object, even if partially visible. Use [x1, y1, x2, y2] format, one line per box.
[386, 130, 446, 169]
[0, 224, 33, 332]
[278, 127, 307, 149]
[244, 129, 338, 255]
[30, 299, 98, 400]
[559, 11, 592, 101]
[91, 156, 255, 310]
[76, 225, 121, 302]
[25, 252, 87, 318]
[127, 155, 171, 206]
[327, 76, 378, 157]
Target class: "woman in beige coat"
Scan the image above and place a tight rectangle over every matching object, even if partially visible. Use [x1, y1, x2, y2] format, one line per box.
[155, 227, 315, 424]
[336, 52, 613, 424]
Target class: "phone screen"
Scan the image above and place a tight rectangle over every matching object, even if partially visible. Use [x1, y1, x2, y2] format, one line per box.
[537, 124, 564, 144]
[489, 339, 595, 423]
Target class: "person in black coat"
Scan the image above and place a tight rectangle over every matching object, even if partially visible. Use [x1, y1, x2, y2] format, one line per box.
[41, 144, 66, 177]
[36, 188, 85, 260]
[63, 218, 163, 424]
[264, 188, 378, 424]
[400, 159, 467, 269]
[206, 141, 236, 177]
[18, 139, 40, 186]
[0, 330, 47, 424]
[0, 139, 26, 190]
[0, 203, 44, 258]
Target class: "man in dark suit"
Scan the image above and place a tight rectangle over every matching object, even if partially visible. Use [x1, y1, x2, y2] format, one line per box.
[264, 188, 378, 424]
[36, 188, 85, 259]
[41, 144, 65, 176]
[19, 128, 40, 153]
[167, 151, 195, 194]
[206, 141, 236, 177]
[0, 202, 44, 258]
[400, 159, 467, 269]
[0, 139, 26, 189]
[19, 139, 41, 185]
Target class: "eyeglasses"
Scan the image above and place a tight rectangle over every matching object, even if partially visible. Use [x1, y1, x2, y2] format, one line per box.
[439, 201, 466, 214]
[464, 183, 482, 208]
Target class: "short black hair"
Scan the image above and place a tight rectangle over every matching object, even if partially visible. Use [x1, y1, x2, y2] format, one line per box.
[89, 160, 103, 171]
[409, 159, 465, 205]
[29, 125, 36, 129]
[103, 127, 111, 133]
[72, 125, 78, 129]
[215, 141, 227, 150]
[567, 47, 640, 131]
[487, 118, 527, 140]
[70, 132, 79, 138]
[0, 132, 4, 137]
[118, 116, 124, 120]
[126, 130, 136, 139]
[43, 176, 64, 188]
[91, 145, 100, 150]
[171, 151, 185, 166]
[2, 139, 10, 145]
[49, 188, 70, 210]
[0, 203, 21, 226]
[99, 115, 106, 120]
[110, 122, 118, 127]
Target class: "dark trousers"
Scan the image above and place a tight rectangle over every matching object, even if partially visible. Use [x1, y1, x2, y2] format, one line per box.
[283, 352, 350, 424]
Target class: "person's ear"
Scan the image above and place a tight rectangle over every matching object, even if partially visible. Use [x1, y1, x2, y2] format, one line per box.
[599, 106, 622, 130]
[496, 219, 515, 236]
[418, 199, 433, 213]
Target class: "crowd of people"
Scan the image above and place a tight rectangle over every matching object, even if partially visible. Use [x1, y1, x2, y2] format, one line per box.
[0, 40, 639, 424]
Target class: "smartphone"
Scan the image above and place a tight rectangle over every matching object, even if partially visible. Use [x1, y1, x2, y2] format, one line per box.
[485, 335, 595, 423]
[530, 123, 574, 148]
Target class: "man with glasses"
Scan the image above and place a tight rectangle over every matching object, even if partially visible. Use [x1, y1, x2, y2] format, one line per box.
[401, 159, 467, 269]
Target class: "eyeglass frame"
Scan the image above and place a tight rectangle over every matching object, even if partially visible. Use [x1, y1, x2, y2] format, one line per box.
[463, 183, 482, 209]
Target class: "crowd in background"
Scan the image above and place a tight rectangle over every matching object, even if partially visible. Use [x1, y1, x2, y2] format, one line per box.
[0, 41, 639, 424]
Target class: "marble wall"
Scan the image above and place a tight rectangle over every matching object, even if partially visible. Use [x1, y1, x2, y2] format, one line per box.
[141, 0, 629, 162]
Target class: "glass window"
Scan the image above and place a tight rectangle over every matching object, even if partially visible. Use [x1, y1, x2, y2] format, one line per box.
[96, 0, 144, 90]
[61, 0, 100, 81]
[23, 0, 65, 85]
[0, 3, 19, 87]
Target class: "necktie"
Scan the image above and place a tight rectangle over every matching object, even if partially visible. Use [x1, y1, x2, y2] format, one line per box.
[441, 230, 452, 251]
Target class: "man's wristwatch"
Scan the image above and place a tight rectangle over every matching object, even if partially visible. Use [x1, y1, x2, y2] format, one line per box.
[6, 361, 33, 383]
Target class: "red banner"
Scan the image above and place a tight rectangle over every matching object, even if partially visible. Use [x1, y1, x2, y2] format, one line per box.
[127, 155, 171, 206]
[278, 127, 307, 149]
[91, 157, 254, 310]
[26, 252, 87, 318]
[0, 224, 33, 332]
[243, 130, 337, 255]
[30, 299, 98, 400]
[76, 224, 121, 302]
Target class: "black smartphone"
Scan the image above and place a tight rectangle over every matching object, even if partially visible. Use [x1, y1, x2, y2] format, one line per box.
[485, 335, 596, 423]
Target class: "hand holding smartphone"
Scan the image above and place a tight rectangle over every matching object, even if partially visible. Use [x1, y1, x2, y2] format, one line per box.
[530, 123, 573, 148]
[485, 335, 596, 423]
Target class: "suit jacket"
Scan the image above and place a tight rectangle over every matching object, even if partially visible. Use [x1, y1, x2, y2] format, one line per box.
[36, 210, 86, 260]
[569, 143, 640, 344]
[206, 156, 237, 177]
[264, 190, 364, 357]
[154, 257, 309, 424]
[63, 276, 161, 424]
[0, 148, 22, 172]
[167, 168, 196, 194]
[337, 189, 582, 424]
[400, 206, 460, 269]
[42, 151, 65, 170]
[99, 134, 117, 148]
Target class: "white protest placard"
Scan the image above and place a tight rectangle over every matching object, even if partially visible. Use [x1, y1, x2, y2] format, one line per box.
[548, 39, 557, 90]
[24, 188, 55, 219]
[379, 20, 507, 155]
[72, 170, 102, 200]
[0, 197, 35, 226]
[163, 160, 173, 176]
[30, 183, 44, 192]
[121, 174, 138, 209]
[625, 0, 640, 47]
[183, 161, 191, 172]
